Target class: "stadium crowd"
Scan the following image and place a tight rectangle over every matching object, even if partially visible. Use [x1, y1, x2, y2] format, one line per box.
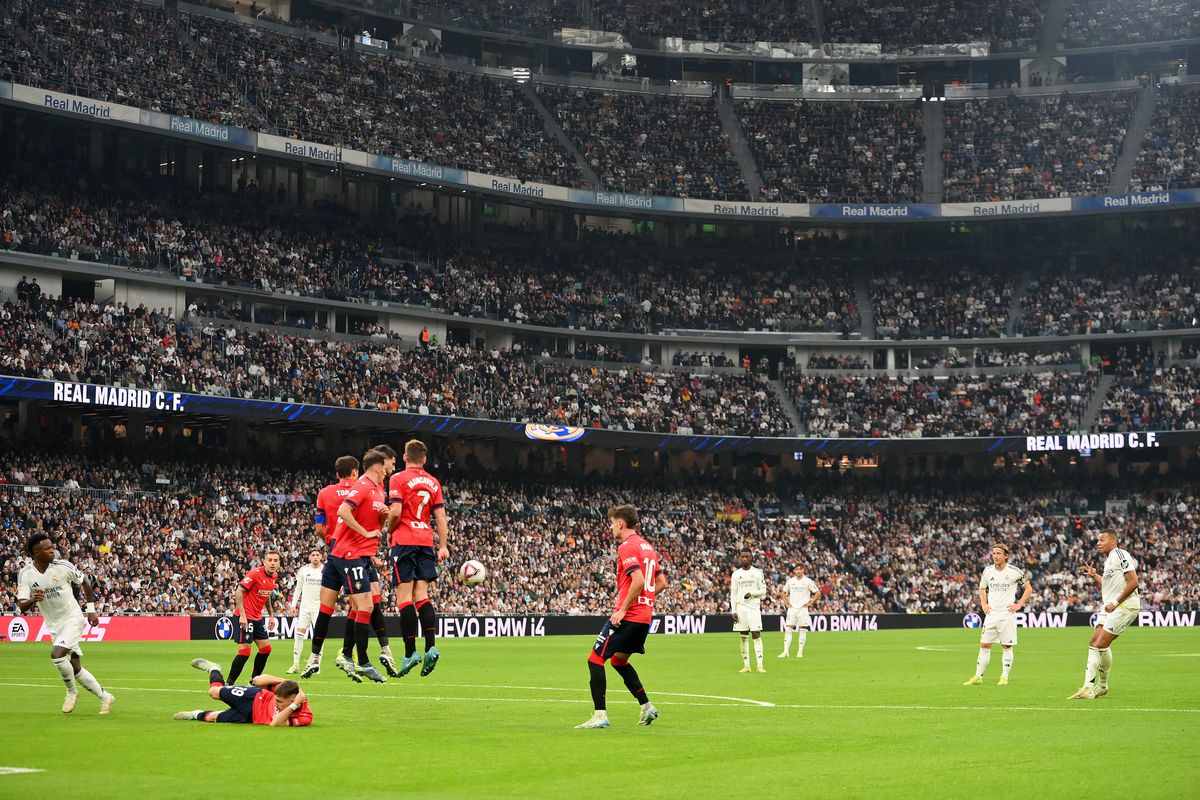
[942, 91, 1136, 202]
[2, 448, 1198, 616]
[786, 371, 1098, 437]
[737, 99, 925, 204]
[820, 0, 1043, 48]
[0, 292, 793, 436]
[539, 86, 747, 199]
[1130, 86, 1200, 194]
[870, 264, 1011, 339]
[1062, 0, 1198, 48]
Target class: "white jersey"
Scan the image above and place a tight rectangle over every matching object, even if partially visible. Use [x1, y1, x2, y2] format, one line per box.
[292, 564, 323, 611]
[784, 576, 819, 608]
[730, 567, 767, 612]
[980, 564, 1027, 616]
[17, 559, 86, 632]
[1102, 547, 1140, 609]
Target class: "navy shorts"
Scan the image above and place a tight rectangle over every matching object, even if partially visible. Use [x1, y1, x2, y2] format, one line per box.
[391, 545, 438, 584]
[215, 685, 262, 724]
[592, 620, 650, 661]
[236, 618, 270, 644]
[340, 556, 373, 594]
[320, 555, 345, 592]
[367, 562, 380, 585]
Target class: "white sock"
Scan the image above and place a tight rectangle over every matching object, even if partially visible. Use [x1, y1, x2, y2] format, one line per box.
[797, 630, 807, 656]
[594, 710, 608, 720]
[52, 656, 77, 694]
[1001, 649, 1014, 678]
[975, 647, 991, 677]
[293, 633, 305, 666]
[740, 635, 750, 666]
[1085, 647, 1101, 686]
[782, 630, 793, 655]
[74, 668, 105, 698]
[1097, 648, 1112, 686]
[753, 637, 764, 668]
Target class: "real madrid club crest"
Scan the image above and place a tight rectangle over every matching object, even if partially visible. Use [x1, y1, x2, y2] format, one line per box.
[523, 424, 586, 443]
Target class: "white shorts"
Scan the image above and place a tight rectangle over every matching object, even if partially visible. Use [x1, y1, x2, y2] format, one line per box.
[1097, 606, 1138, 637]
[980, 613, 1017, 646]
[733, 608, 763, 633]
[52, 618, 86, 656]
[294, 608, 320, 633]
[785, 608, 812, 629]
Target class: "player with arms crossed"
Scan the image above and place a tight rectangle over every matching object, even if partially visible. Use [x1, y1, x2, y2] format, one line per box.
[731, 550, 768, 673]
[330, 447, 394, 683]
[385, 439, 449, 677]
[963, 543, 1031, 686]
[577, 504, 668, 730]
[16, 534, 115, 714]
[287, 549, 324, 674]
[226, 549, 280, 684]
[174, 657, 312, 727]
[779, 564, 820, 658]
[1068, 529, 1140, 700]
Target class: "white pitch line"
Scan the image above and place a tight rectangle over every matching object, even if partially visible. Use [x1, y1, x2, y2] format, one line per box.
[768, 702, 1200, 714]
[0, 767, 46, 776]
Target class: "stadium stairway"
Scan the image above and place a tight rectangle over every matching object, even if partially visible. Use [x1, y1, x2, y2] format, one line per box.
[1038, 0, 1072, 52]
[920, 101, 945, 203]
[1082, 373, 1116, 431]
[523, 83, 602, 189]
[769, 378, 807, 434]
[1110, 80, 1160, 194]
[715, 90, 764, 199]
[180, 14, 275, 132]
[1005, 272, 1032, 336]
[807, 0, 826, 43]
[854, 271, 877, 339]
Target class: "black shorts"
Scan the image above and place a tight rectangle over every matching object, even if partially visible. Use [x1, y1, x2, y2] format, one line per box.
[320, 555, 345, 592]
[367, 562, 380, 585]
[340, 556, 373, 595]
[391, 545, 439, 584]
[236, 618, 269, 644]
[214, 685, 262, 724]
[592, 620, 650, 661]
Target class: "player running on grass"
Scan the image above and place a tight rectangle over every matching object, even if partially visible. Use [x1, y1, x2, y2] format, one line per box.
[576, 504, 668, 730]
[174, 658, 312, 726]
[16, 533, 115, 715]
[1067, 529, 1140, 700]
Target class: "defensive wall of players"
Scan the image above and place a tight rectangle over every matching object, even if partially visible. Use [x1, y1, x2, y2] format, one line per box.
[4, 79, 1200, 225]
[4, 611, 1196, 646]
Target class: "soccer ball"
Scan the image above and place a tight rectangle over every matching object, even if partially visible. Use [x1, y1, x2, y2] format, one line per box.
[458, 560, 487, 585]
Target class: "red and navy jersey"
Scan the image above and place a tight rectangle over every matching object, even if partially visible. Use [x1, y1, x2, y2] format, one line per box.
[238, 566, 278, 620]
[615, 533, 660, 624]
[316, 478, 356, 547]
[251, 689, 312, 726]
[387, 467, 445, 547]
[331, 474, 387, 559]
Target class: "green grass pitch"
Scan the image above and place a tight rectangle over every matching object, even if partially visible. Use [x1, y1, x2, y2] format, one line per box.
[1, 628, 1197, 798]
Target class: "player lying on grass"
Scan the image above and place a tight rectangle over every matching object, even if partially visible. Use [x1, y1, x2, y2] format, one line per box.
[173, 658, 313, 726]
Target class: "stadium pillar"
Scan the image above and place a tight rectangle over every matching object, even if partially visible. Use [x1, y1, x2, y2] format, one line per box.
[469, 197, 483, 235]
[127, 411, 145, 444]
[230, 420, 249, 454]
[15, 400, 32, 437]
[88, 127, 105, 174]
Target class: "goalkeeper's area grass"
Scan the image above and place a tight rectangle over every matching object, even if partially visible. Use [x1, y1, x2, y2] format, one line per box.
[1, 628, 1197, 798]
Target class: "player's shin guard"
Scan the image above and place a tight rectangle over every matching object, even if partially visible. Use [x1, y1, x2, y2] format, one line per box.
[739, 634, 750, 666]
[370, 601, 389, 647]
[1001, 648, 1014, 678]
[797, 630, 807, 655]
[341, 614, 357, 658]
[587, 659, 607, 711]
[416, 599, 437, 650]
[782, 629, 793, 655]
[293, 628, 306, 666]
[355, 611, 372, 665]
[399, 602, 418, 657]
[74, 668, 105, 699]
[1097, 647, 1112, 685]
[1084, 646, 1102, 686]
[52, 656, 77, 694]
[252, 645, 271, 679]
[975, 647, 991, 677]
[311, 604, 335, 656]
[209, 669, 226, 686]
[227, 648, 251, 684]
[611, 658, 649, 705]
